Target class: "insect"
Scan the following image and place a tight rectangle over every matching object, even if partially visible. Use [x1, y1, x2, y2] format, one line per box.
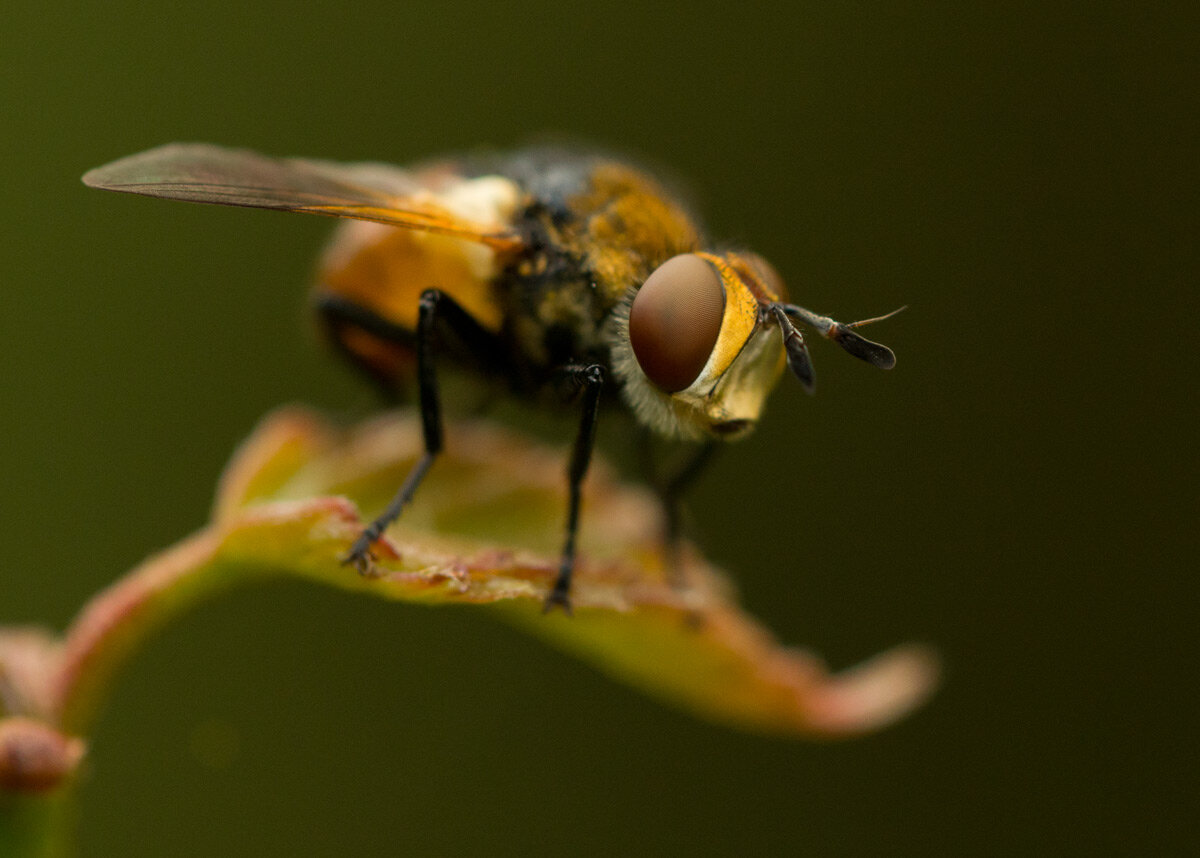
[83, 143, 900, 613]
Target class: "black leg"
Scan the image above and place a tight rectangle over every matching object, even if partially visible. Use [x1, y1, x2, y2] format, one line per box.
[342, 288, 504, 572]
[543, 363, 605, 614]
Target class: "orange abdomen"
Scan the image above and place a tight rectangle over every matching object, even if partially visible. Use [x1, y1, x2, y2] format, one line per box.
[315, 219, 507, 384]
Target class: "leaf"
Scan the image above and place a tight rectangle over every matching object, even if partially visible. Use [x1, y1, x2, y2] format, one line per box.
[2, 406, 939, 788]
[45, 407, 937, 739]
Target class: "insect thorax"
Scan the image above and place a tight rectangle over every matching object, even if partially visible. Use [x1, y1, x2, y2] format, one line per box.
[495, 154, 706, 384]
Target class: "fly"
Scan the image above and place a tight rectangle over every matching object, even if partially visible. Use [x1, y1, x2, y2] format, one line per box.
[82, 143, 901, 613]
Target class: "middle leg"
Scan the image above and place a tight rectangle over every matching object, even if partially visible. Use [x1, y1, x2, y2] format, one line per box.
[543, 363, 606, 614]
[343, 288, 504, 571]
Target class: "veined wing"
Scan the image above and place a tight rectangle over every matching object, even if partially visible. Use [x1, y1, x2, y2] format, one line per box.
[82, 143, 525, 253]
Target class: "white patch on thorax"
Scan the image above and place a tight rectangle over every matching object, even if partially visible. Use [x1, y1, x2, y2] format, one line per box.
[417, 175, 522, 280]
[322, 175, 522, 285]
[437, 175, 521, 226]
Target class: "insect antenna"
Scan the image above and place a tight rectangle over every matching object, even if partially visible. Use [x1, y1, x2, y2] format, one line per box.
[777, 303, 904, 371]
[768, 304, 817, 394]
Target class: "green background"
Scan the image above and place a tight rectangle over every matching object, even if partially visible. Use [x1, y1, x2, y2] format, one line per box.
[2, 1, 1192, 854]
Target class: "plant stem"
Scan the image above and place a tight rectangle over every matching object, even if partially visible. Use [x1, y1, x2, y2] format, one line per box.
[0, 787, 75, 858]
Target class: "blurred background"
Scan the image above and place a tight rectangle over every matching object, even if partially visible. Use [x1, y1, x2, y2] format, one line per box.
[1, 1, 1192, 854]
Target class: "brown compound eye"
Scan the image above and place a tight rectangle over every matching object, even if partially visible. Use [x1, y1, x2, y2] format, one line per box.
[629, 253, 726, 393]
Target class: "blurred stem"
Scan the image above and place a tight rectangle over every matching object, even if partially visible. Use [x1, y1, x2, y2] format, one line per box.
[2, 529, 276, 856]
[0, 788, 75, 858]
[52, 528, 255, 736]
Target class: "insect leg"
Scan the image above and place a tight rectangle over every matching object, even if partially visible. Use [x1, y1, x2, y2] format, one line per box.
[635, 432, 717, 584]
[640, 441, 716, 590]
[342, 288, 503, 572]
[543, 363, 605, 615]
[661, 442, 718, 582]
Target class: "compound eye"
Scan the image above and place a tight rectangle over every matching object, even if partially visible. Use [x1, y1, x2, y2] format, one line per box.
[629, 253, 725, 393]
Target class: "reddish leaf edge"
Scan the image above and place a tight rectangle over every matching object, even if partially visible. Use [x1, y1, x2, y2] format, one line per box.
[1, 407, 941, 798]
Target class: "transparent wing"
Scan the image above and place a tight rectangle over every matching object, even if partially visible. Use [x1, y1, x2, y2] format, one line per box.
[82, 143, 524, 252]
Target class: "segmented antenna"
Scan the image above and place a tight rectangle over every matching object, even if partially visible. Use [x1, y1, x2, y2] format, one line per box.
[769, 304, 816, 394]
[769, 302, 904, 391]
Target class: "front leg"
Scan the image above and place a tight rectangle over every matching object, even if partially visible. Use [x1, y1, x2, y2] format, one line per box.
[343, 288, 502, 571]
[636, 431, 719, 585]
[543, 363, 605, 615]
[657, 441, 718, 585]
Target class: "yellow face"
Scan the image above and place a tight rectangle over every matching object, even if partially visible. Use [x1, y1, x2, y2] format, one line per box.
[609, 251, 788, 441]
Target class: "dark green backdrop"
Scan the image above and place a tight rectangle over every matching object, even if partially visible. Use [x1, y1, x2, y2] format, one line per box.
[2, 1, 1191, 854]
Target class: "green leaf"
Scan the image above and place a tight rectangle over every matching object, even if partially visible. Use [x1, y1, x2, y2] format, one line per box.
[2, 405, 940, 852]
[49, 407, 937, 739]
[3, 406, 938, 797]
